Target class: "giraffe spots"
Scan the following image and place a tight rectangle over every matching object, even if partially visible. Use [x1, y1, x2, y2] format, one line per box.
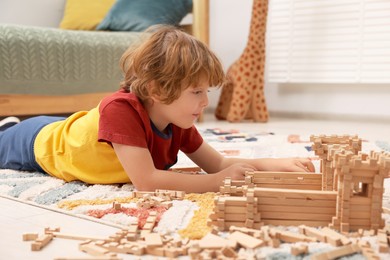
[215, 0, 269, 123]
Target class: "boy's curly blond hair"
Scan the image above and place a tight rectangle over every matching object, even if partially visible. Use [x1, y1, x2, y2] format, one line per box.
[119, 25, 225, 104]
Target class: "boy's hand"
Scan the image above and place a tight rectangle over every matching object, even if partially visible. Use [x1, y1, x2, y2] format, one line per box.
[217, 163, 257, 182]
[261, 158, 315, 172]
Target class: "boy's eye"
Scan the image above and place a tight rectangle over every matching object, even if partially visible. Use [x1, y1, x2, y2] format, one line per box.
[192, 89, 210, 95]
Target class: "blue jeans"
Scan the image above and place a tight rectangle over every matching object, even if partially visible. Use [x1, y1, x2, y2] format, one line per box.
[0, 116, 65, 172]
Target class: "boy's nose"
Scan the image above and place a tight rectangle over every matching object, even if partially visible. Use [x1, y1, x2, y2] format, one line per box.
[202, 93, 209, 107]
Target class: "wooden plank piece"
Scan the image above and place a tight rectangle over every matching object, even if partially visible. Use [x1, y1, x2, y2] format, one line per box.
[228, 231, 264, 249]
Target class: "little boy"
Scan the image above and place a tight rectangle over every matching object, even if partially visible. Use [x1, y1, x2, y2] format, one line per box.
[0, 26, 314, 192]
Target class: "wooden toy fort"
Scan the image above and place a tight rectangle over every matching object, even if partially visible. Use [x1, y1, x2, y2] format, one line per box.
[210, 135, 390, 233]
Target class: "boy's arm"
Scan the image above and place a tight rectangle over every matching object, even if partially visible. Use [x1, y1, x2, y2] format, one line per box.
[187, 142, 315, 173]
[112, 142, 249, 192]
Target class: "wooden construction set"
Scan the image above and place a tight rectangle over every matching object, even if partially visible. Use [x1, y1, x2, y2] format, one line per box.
[22, 135, 390, 259]
[212, 135, 390, 233]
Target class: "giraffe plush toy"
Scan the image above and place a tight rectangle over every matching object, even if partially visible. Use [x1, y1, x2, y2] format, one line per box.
[215, 0, 269, 122]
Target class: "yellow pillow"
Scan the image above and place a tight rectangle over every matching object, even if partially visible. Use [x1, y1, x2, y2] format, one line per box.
[59, 0, 115, 30]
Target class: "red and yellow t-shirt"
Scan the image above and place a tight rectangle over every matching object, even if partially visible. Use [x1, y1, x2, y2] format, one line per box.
[34, 90, 203, 184]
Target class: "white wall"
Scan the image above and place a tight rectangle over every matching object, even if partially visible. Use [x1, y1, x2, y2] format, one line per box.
[0, 0, 65, 27]
[208, 0, 252, 112]
[1, 0, 389, 119]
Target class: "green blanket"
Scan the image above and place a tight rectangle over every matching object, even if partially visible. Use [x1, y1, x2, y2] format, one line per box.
[0, 24, 142, 95]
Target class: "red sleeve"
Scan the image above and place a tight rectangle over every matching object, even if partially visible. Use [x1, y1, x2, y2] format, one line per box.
[179, 125, 204, 154]
[98, 98, 148, 148]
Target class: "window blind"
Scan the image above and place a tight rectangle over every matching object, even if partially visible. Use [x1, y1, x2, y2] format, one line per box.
[267, 0, 390, 83]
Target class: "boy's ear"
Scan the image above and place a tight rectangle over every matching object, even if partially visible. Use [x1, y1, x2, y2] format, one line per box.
[150, 95, 161, 103]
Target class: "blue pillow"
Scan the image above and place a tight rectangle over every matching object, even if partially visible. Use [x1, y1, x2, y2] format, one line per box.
[96, 0, 192, 32]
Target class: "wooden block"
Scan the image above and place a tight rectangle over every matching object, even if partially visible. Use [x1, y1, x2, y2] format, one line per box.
[52, 232, 107, 241]
[228, 231, 263, 249]
[257, 197, 336, 207]
[359, 241, 381, 260]
[229, 226, 262, 239]
[104, 243, 131, 254]
[54, 257, 121, 260]
[143, 222, 155, 231]
[164, 246, 183, 258]
[198, 233, 236, 249]
[140, 229, 151, 238]
[175, 191, 186, 199]
[253, 187, 337, 201]
[79, 242, 112, 256]
[377, 230, 389, 253]
[259, 204, 336, 215]
[113, 202, 121, 210]
[126, 233, 137, 242]
[145, 245, 164, 257]
[31, 234, 53, 251]
[22, 233, 38, 241]
[220, 246, 237, 258]
[245, 218, 254, 228]
[44, 227, 61, 234]
[260, 211, 334, 221]
[268, 238, 280, 248]
[299, 225, 326, 242]
[326, 243, 361, 259]
[275, 230, 316, 243]
[144, 233, 163, 247]
[120, 243, 145, 255]
[291, 243, 308, 256]
[341, 223, 350, 233]
[161, 201, 172, 209]
[321, 227, 350, 246]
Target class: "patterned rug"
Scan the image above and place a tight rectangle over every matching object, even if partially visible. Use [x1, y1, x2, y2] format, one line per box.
[3, 129, 298, 239]
[1, 131, 390, 259]
[0, 168, 215, 240]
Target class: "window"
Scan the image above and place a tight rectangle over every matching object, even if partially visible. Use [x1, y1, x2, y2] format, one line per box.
[267, 0, 390, 83]
[353, 182, 369, 197]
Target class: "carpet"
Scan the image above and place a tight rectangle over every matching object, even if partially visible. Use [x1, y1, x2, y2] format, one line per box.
[1, 130, 304, 235]
[1, 130, 390, 259]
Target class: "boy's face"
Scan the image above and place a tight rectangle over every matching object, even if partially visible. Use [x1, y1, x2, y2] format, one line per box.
[152, 80, 209, 130]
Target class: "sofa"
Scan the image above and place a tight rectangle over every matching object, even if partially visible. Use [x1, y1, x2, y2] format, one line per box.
[0, 0, 209, 117]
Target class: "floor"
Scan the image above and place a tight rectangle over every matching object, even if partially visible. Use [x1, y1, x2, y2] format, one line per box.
[1, 113, 390, 259]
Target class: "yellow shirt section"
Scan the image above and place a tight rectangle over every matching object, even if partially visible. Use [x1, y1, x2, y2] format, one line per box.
[34, 107, 130, 184]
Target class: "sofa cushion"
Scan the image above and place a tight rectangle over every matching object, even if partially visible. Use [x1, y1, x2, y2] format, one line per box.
[96, 0, 192, 32]
[60, 0, 115, 30]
